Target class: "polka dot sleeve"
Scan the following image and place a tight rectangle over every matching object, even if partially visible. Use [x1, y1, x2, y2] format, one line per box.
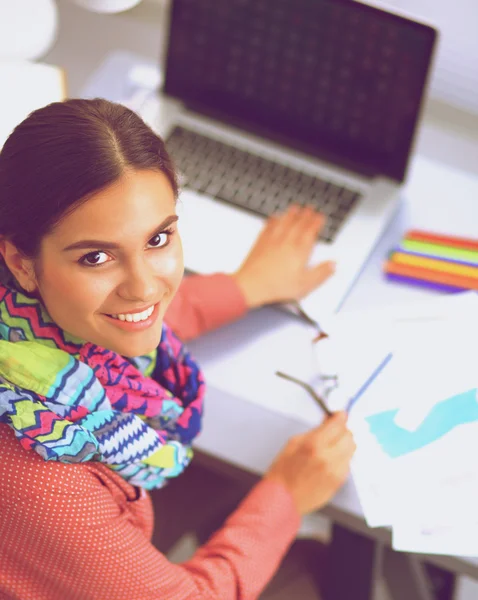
[0, 425, 300, 600]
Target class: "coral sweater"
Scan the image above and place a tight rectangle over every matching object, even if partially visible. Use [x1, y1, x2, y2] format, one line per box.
[0, 274, 301, 600]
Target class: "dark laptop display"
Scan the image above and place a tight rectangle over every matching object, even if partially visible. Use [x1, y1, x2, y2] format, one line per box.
[163, 0, 437, 182]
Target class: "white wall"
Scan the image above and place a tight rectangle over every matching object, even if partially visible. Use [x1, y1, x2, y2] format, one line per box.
[358, 0, 478, 115]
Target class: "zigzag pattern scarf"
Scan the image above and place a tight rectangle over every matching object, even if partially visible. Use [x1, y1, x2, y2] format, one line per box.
[0, 282, 205, 489]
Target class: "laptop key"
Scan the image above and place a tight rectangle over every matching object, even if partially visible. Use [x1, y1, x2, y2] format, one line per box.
[166, 126, 362, 243]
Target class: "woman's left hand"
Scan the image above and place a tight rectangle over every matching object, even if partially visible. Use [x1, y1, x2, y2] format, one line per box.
[231, 204, 336, 308]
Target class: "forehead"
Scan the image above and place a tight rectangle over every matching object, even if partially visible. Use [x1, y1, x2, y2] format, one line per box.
[49, 169, 176, 244]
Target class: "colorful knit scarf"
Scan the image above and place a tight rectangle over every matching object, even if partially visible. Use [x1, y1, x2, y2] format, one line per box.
[0, 281, 205, 489]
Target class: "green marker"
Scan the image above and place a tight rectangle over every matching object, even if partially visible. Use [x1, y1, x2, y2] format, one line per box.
[402, 240, 478, 265]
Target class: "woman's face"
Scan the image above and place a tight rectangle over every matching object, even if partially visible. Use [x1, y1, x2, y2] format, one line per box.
[33, 169, 183, 357]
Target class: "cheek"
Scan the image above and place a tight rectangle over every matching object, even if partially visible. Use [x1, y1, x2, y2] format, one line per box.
[38, 264, 113, 316]
[153, 240, 184, 291]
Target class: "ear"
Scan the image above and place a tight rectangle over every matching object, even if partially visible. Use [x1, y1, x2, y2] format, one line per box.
[0, 239, 37, 293]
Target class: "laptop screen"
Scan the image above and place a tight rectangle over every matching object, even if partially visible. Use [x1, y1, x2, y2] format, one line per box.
[163, 0, 437, 183]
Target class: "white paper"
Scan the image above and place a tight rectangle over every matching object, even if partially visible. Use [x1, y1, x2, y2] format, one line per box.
[317, 293, 478, 554]
[392, 466, 478, 556]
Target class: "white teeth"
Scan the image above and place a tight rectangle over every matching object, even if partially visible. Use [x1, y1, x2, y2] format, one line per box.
[110, 305, 154, 323]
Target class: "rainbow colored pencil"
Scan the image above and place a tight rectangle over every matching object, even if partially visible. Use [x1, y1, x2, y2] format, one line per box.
[384, 230, 478, 293]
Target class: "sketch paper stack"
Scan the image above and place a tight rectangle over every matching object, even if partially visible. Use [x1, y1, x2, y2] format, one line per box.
[316, 292, 478, 556]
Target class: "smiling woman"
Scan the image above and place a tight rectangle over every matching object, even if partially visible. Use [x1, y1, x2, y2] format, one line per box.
[0, 98, 354, 600]
[31, 169, 182, 357]
[0, 99, 183, 357]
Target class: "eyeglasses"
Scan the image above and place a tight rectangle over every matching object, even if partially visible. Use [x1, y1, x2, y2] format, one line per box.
[276, 300, 339, 416]
[288, 300, 329, 343]
[276, 370, 336, 416]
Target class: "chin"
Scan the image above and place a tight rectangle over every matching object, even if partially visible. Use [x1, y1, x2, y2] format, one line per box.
[99, 329, 162, 358]
[119, 345, 157, 358]
[120, 338, 162, 358]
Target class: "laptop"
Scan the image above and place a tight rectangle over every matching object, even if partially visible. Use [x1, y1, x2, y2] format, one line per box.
[142, 0, 437, 321]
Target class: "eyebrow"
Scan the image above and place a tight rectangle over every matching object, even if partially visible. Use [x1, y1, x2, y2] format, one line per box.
[62, 215, 179, 252]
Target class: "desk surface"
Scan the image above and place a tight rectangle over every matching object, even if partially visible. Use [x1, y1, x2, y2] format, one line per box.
[44, 0, 478, 578]
[186, 152, 478, 421]
[187, 156, 478, 578]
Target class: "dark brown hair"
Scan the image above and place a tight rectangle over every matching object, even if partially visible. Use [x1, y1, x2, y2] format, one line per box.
[0, 98, 178, 259]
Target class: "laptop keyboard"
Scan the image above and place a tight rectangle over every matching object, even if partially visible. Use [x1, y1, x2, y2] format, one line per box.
[166, 126, 361, 243]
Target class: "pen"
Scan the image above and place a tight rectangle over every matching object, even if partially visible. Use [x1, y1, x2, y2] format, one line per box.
[346, 352, 393, 413]
[276, 370, 333, 417]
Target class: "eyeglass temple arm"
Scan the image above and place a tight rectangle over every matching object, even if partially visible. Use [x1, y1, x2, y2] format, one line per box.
[288, 301, 328, 342]
[276, 371, 333, 417]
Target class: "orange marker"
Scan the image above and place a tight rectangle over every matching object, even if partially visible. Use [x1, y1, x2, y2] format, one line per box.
[406, 230, 478, 252]
[384, 260, 478, 291]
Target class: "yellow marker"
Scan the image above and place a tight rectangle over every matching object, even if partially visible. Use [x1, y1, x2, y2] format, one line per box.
[392, 252, 478, 280]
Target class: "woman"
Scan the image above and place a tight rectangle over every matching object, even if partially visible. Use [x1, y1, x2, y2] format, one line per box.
[0, 98, 355, 600]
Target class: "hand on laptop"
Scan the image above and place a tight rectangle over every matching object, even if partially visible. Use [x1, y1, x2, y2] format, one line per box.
[232, 204, 336, 308]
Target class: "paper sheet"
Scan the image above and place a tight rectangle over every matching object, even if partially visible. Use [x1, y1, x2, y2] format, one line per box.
[392, 466, 478, 556]
[316, 292, 478, 554]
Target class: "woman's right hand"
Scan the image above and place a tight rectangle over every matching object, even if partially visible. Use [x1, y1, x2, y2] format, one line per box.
[264, 412, 356, 516]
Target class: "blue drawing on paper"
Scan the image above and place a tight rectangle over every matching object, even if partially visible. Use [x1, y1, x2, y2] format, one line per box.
[366, 388, 478, 458]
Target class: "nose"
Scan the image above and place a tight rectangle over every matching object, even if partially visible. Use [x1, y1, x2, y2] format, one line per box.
[117, 257, 160, 303]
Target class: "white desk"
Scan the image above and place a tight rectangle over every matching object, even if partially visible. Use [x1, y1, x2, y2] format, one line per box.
[184, 153, 478, 600]
[186, 154, 478, 588]
[188, 154, 478, 421]
[186, 151, 478, 449]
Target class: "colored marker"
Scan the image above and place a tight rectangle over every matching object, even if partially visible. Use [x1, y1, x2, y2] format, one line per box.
[406, 230, 478, 252]
[385, 260, 478, 291]
[401, 240, 478, 265]
[391, 252, 478, 280]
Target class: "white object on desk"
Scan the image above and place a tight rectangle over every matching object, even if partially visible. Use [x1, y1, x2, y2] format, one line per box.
[319, 292, 478, 415]
[392, 468, 478, 556]
[326, 292, 478, 556]
[0, 61, 65, 149]
[404, 155, 478, 240]
[72, 0, 143, 13]
[0, 0, 58, 61]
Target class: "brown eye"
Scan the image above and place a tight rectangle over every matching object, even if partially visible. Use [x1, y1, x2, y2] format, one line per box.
[80, 251, 108, 267]
[147, 231, 170, 248]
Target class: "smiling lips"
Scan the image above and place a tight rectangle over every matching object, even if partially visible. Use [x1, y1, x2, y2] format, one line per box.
[105, 304, 159, 331]
[110, 305, 155, 323]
